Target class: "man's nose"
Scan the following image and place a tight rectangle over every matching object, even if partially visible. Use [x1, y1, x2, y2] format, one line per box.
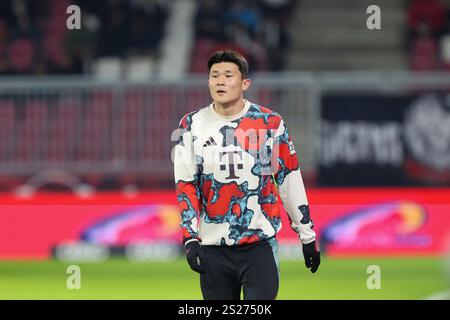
[216, 75, 227, 84]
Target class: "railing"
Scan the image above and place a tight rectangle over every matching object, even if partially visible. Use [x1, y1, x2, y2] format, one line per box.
[0, 72, 449, 188]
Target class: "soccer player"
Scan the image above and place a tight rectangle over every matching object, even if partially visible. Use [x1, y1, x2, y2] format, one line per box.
[174, 50, 320, 300]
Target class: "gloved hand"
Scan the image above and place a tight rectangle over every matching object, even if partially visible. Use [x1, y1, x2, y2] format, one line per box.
[185, 240, 208, 273]
[303, 241, 320, 273]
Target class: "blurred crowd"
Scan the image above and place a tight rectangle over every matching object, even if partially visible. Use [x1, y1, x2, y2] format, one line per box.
[408, 0, 450, 70]
[0, 0, 293, 76]
[2, 0, 450, 75]
[0, 0, 168, 75]
[191, 0, 294, 72]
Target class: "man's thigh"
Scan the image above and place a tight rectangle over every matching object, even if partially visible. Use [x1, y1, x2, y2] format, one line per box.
[240, 240, 279, 300]
[200, 246, 241, 300]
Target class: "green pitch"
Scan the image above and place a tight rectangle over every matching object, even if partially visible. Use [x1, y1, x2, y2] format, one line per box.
[0, 257, 448, 299]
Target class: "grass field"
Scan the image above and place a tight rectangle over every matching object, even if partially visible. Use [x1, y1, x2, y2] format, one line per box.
[0, 257, 448, 299]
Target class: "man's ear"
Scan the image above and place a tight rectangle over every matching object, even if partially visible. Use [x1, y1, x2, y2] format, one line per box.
[242, 78, 251, 91]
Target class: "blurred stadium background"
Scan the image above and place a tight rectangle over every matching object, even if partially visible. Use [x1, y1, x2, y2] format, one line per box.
[0, 0, 449, 299]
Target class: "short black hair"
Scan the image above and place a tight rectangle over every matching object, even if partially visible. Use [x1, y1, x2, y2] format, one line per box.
[207, 50, 249, 79]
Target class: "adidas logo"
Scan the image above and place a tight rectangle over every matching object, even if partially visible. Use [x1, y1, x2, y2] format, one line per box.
[203, 137, 217, 147]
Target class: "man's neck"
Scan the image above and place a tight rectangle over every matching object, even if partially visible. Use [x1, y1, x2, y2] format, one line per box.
[213, 99, 245, 118]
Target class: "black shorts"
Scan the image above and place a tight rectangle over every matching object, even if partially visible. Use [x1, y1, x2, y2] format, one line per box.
[200, 237, 280, 300]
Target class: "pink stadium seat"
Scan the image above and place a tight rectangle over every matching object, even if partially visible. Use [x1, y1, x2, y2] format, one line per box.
[0, 101, 15, 124]
[0, 102, 15, 161]
[46, 102, 78, 163]
[44, 36, 65, 66]
[111, 90, 148, 162]
[186, 89, 210, 109]
[190, 40, 249, 74]
[410, 37, 439, 71]
[8, 39, 34, 72]
[257, 88, 274, 107]
[15, 102, 48, 162]
[91, 91, 113, 107]
[190, 39, 220, 73]
[75, 93, 113, 162]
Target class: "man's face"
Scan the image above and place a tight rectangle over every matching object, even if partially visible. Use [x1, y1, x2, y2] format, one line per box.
[208, 62, 250, 106]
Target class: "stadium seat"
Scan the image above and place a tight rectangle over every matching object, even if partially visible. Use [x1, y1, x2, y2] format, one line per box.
[15, 102, 48, 162]
[46, 102, 78, 163]
[0, 102, 15, 162]
[43, 36, 66, 67]
[440, 34, 450, 66]
[410, 37, 439, 70]
[8, 39, 34, 73]
[125, 56, 155, 81]
[93, 57, 123, 81]
[112, 90, 147, 162]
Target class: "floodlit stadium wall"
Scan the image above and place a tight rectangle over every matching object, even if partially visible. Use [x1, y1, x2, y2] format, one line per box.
[0, 74, 316, 189]
[1, 72, 450, 190]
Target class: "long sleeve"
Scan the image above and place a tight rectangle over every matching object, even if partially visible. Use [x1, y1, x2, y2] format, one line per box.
[272, 118, 316, 244]
[174, 114, 201, 244]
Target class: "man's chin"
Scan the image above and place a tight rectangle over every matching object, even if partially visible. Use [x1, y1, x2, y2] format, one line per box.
[213, 96, 236, 106]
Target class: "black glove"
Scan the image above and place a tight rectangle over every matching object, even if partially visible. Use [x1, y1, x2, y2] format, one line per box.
[303, 241, 320, 273]
[185, 240, 208, 273]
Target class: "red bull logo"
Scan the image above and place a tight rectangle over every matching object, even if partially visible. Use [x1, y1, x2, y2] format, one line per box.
[321, 202, 431, 252]
[80, 205, 181, 246]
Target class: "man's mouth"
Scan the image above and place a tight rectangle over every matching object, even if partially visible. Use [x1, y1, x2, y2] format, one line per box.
[216, 90, 226, 94]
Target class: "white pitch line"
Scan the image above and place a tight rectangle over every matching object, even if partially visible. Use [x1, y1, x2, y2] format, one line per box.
[423, 290, 450, 300]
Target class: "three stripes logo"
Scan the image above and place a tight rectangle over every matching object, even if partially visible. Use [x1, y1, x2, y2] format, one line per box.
[203, 137, 217, 147]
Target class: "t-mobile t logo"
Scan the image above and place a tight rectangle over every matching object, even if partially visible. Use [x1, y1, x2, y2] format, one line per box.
[220, 150, 243, 179]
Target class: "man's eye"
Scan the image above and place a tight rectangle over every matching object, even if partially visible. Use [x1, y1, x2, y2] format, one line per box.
[226, 75, 233, 78]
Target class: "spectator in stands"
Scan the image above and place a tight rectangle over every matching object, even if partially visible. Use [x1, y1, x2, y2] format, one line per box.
[0, 0, 51, 75]
[410, 22, 440, 70]
[97, 0, 131, 57]
[438, 8, 450, 69]
[0, 1, 14, 26]
[225, 21, 268, 71]
[0, 54, 13, 75]
[0, 19, 9, 44]
[225, 0, 260, 38]
[260, 15, 290, 70]
[32, 55, 51, 75]
[75, 0, 104, 17]
[50, 52, 84, 74]
[64, 6, 100, 73]
[260, 0, 294, 20]
[8, 38, 35, 74]
[140, 0, 168, 50]
[6, 0, 45, 41]
[128, 0, 168, 56]
[408, 0, 446, 39]
[0, 0, 173, 76]
[195, 0, 226, 41]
